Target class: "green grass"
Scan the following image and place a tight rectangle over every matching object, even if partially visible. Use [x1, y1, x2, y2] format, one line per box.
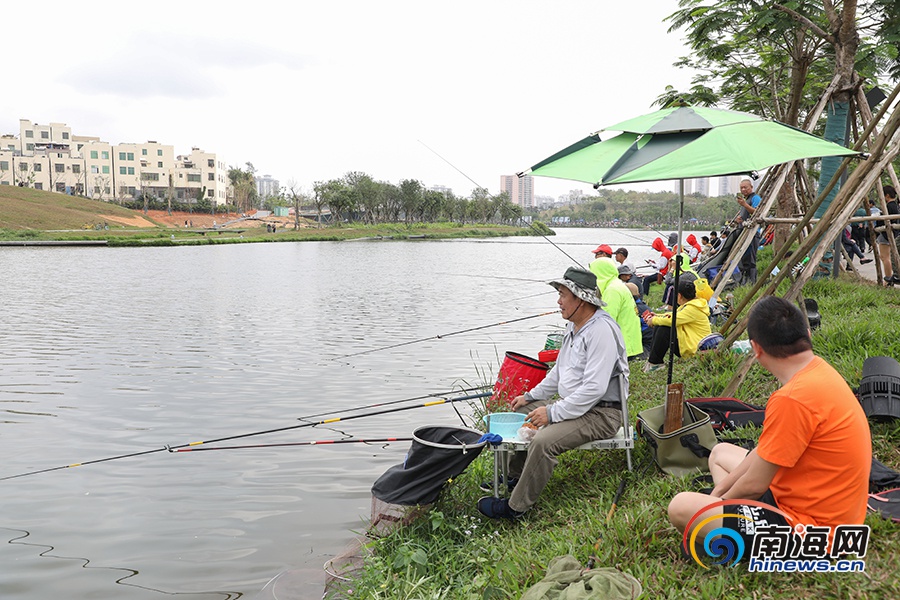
[0, 188, 536, 243]
[341, 258, 900, 600]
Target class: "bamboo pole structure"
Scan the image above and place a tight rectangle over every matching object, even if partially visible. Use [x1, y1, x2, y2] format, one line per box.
[720, 104, 900, 397]
[716, 80, 900, 339]
[856, 86, 900, 279]
[708, 75, 844, 301]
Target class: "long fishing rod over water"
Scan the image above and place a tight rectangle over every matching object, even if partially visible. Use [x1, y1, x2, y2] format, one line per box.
[0, 391, 491, 482]
[332, 310, 559, 360]
[173, 437, 414, 453]
[418, 139, 585, 268]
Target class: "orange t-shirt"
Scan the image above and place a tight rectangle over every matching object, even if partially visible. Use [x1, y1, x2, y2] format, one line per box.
[755, 356, 871, 527]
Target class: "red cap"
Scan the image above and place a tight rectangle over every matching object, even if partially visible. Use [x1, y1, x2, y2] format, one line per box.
[592, 244, 613, 256]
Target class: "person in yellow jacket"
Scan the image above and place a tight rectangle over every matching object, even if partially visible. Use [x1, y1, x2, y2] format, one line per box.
[589, 256, 644, 360]
[641, 279, 711, 372]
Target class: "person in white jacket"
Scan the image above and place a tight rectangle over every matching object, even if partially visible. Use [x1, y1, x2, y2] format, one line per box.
[477, 267, 629, 520]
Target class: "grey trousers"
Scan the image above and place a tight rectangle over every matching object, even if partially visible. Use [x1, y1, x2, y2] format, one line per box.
[507, 399, 621, 513]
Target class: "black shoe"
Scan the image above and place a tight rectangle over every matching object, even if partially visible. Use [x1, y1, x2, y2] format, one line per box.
[479, 477, 519, 493]
[885, 276, 899, 285]
[477, 496, 524, 520]
[861, 258, 873, 264]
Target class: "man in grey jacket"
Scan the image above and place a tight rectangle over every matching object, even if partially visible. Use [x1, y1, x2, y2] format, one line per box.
[478, 267, 630, 519]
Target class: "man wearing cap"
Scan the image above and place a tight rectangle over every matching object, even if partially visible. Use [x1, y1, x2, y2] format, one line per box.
[592, 243, 613, 259]
[613, 247, 635, 272]
[617, 262, 643, 297]
[477, 267, 629, 520]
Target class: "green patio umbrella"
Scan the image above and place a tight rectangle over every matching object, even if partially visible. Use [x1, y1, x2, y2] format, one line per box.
[521, 105, 860, 383]
[526, 106, 858, 186]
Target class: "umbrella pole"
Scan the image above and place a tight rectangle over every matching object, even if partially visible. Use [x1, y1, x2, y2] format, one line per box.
[663, 181, 685, 434]
[668, 180, 684, 385]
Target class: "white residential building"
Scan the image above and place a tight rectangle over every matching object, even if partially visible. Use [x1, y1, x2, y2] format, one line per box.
[0, 118, 229, 205]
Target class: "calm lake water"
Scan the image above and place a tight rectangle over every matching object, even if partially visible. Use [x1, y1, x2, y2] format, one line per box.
[0, 227, 694, 599]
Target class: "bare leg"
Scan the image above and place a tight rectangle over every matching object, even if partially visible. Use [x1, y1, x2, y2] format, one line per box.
[708, 443, 749, 485]
[668, 443, 748, 534]
[878, 242, 894, 281]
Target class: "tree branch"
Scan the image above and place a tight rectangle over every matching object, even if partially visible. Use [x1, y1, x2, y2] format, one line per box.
[771, 3, 834, 43]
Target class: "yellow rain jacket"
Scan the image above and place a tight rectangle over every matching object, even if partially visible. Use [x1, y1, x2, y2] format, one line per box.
[650, 297, 711, 357]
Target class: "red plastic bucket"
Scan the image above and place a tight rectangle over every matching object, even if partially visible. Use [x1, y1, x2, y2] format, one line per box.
[490, 352, 549, 408]
[538, 349, 559, 363]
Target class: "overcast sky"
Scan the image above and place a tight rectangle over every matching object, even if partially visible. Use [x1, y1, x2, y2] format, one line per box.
[3, 1, 698, 199]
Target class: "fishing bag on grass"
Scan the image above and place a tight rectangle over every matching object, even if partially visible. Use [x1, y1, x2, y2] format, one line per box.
[685, 397, 766, 432]
[868, 488, 900, 523]
[636, 403, 717, 476]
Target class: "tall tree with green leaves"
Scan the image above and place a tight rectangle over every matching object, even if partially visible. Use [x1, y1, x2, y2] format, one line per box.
[665, 1, 894, 248]
[228, 162, 259, 213]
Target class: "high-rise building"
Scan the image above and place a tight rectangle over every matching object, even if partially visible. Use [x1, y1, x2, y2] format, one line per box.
[500, 174, 534, 208]
[256, 174, 280, 199]
[718, 175, 741, 197]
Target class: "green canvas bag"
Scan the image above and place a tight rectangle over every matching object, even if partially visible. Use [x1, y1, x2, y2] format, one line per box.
[636, 403, 718, 476]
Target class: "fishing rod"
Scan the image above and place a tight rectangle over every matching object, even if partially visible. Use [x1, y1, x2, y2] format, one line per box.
[418, 139, 585, 268]
[332, 310, 559, 360]
[172, 437, 413, 452]
[296, 385, 488, 422]
[0, 391, 491, 482]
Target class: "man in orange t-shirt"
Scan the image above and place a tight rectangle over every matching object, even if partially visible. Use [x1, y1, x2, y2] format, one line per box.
[668, 296, 871, 549]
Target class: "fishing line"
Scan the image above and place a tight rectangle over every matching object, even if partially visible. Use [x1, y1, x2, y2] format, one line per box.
[434, 272, 548, 283]
[173, 437, 413, 452]
[418, 139, 586, 268]
[0, 391, 491, 481]
[3, 528, 240, 599]
[331, 310, 559, 360]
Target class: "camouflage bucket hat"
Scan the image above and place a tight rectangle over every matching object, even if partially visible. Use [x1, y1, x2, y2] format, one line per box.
[549, 267, 605, 308]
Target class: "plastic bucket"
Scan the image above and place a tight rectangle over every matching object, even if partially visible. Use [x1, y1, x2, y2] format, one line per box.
[538, 349, 559, 363]
[491, 351, 549, 407]
[544, 334, 564, 350]
[482, 412, 526, 440]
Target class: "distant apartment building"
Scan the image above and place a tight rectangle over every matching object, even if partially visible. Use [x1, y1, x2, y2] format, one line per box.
[718, 175, 741, 197]
[256, 174, 280, 199]
[500, 174, 534, 208]
[428, 184, 453, 196]
[0, 119, 229, 205]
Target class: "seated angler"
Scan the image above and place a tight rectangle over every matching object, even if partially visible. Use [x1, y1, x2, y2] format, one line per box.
[642, 279, 711, 373]
[477, 267, 629, 520]
[667, 296, 871, 559]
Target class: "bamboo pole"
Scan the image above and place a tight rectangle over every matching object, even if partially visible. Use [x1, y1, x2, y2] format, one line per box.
[709, 75, 843, 299]
[717, 80, 900, 338]
[721, 142, 900, 397]
[856, 86, 900, 279]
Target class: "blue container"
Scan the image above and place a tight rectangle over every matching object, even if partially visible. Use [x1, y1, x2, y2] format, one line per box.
[483, 412, 526, 440]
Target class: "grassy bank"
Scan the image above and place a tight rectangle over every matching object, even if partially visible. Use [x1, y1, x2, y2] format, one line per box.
[344, 256, 900, 599]
[0, 187, 543, 244]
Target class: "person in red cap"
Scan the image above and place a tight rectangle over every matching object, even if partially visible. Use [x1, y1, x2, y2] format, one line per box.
[592, 244, 613, 259]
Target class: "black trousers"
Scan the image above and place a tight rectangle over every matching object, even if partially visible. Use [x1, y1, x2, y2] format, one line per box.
[648, 325, 680, 364]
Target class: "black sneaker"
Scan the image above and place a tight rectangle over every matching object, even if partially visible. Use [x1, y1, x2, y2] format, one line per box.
[477, 496, 524, 520]
[479, 477, 519, 493]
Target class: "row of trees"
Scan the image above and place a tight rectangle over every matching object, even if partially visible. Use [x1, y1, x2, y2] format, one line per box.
[538, 189, 736, 227]
[267, 172, 524, 228]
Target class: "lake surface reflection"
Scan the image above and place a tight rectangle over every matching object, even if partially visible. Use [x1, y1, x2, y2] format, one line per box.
[0, 227, 684, 599]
